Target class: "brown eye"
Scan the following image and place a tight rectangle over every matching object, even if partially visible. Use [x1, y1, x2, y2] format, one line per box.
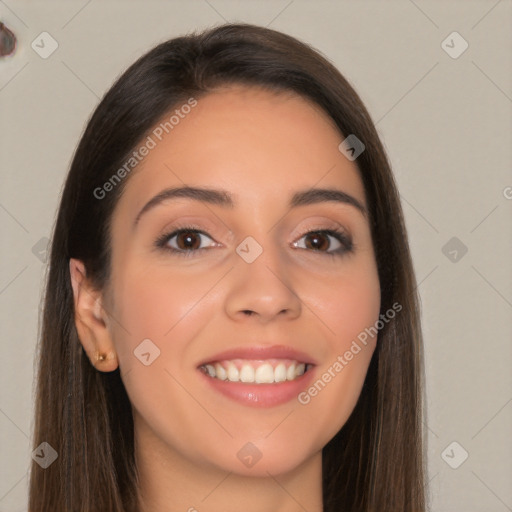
[292, 229, 353, 256]
[157, 228, 217, 255]
[303, 232, 330, 251]
[175, 230, 202, 250]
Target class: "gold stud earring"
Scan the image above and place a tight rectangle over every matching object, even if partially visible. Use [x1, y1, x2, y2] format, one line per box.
[94, 351, 115, 363]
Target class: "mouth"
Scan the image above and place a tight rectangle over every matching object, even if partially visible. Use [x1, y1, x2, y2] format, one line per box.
[196, 346, 317, 407]
[199, 359, 314, 384]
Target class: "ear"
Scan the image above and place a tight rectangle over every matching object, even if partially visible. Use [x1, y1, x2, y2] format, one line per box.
[69, 258, 118, 372]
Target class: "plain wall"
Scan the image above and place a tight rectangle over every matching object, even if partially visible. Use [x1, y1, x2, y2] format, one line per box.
[0, 1, 511, 510]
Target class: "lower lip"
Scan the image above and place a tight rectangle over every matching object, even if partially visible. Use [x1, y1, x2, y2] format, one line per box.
[198, 366, 316, 407]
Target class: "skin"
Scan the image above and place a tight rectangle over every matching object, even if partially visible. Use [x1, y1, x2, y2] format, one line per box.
[70, 85, 381, 512]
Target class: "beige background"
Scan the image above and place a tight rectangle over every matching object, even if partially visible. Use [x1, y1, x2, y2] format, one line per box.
[1, 1, 511, 510]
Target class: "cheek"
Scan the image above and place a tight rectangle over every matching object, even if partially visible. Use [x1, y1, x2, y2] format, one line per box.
[109, 261, 224, 355]
[106, 260, 225, 421]
[303, 255, 381, 351]
[105, 264, 229, 463]
[294, 257, 380, 436]
[330, 275, 381, 349]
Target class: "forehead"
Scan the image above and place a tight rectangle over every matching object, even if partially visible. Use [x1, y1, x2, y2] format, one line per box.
[114, 85, 366, 219]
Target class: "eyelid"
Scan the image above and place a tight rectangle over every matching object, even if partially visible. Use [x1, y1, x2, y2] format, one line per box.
[293, 220, 350, 238]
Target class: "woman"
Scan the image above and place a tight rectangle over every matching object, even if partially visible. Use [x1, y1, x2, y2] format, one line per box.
[30, 23, 426, 511]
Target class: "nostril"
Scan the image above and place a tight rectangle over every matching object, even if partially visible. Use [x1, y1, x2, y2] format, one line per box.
[0, 22, 16, 57]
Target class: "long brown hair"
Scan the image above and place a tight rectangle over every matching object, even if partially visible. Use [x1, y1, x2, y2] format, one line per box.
[30, 23, 426, 511]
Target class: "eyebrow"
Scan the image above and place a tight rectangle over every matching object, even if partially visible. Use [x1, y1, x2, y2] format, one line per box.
[133, 185, 367, 227]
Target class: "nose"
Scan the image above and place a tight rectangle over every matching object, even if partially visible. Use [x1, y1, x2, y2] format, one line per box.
[224, 241, 302, 324]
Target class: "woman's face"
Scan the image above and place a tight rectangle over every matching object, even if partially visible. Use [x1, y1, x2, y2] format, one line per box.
[104, 85, 380, 476]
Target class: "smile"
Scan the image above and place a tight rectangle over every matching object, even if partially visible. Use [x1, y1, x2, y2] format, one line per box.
[200, 359, 313, 384]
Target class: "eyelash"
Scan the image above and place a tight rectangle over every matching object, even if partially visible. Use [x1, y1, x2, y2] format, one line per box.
[154, 224, 353, 258]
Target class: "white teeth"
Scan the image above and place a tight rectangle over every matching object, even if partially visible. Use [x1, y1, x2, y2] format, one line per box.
[240, 364, 255, 383]
[286, 363, 296, 381]
[227, 363, 239, 382]
[215, 363, 227, 380]
[274, 363, 287, 382]
[255, 363, 275, 383]
[202, 360, 311, 383]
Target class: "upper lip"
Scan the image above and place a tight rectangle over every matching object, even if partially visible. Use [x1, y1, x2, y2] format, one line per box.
[197, 345, 318, 367]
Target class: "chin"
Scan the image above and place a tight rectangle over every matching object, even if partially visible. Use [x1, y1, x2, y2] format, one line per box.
[203, 442, 319, 478]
